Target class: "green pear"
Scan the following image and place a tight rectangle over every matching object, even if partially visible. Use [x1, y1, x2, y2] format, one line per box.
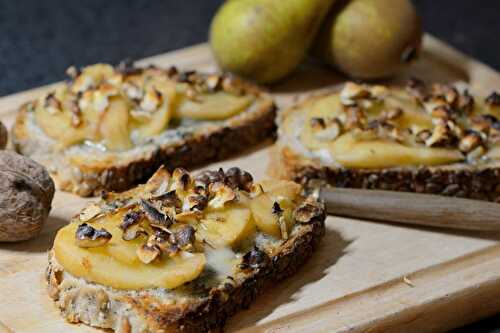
[314, 0, 422, 80]
[210, 0, 336, 84]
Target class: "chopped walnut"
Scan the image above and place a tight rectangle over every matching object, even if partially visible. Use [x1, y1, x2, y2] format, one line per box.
[208, 182, 237, 209]
[172, 168, 191, 192]
[485, 92, 500, 106]
[311, 117, 342, 142]
[459, 131, 483, 153]
[225, 167, 254, 191]
[75, 223, 112, 248]
[340, 82, 371, 106]
[136, 243, 161, 264]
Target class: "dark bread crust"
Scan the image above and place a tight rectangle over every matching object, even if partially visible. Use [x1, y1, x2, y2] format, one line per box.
[273, 146, 500, 202]
[46, 214, 325, 332]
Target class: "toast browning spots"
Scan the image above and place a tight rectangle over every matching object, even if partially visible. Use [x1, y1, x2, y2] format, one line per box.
[13, 63, 276, 196]
[47, 167, 325, 333]
[273, 80, 500, 201]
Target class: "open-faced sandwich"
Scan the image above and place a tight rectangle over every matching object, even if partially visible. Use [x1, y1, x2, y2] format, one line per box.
[46, 167, 325, 332]
[272, 80, 500, 201]
[13, 63, 276, 196]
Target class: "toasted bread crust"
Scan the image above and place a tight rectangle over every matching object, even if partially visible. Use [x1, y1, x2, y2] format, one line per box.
[13, 81, 276, 197]
[272, 145, 500, 202]
[46, 215, 325, 333]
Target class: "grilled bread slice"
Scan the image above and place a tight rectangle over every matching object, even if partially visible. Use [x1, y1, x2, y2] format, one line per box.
[46, 167, 325, 332]
[272, 80, 500, 201]
[13, 63, 276, 197]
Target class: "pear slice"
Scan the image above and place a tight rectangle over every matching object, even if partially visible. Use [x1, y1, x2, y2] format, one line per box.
[99, 97, 133, 150]
[35, 107, 88, 148]
[249, 192, 294, 239]
[175, 92, 253, 121]
[196, 204, 255, 248]
[54, 221, 205, 290]
[329, 133, 464, 169]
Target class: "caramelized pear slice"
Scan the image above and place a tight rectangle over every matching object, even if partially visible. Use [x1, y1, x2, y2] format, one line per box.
[249, 192, 294, 239]
[54, 221, 205, 290]
[175, 92, 253, 121]
[330, 133, 464, 168]
[197, 204, 255, 248]
[35, 107, 88, 148]
[99, 97, 133, 150]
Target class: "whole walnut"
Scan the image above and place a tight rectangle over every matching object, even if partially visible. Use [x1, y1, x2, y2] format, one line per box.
[0, 151, 55, 242]
[0, 121, 7, 149]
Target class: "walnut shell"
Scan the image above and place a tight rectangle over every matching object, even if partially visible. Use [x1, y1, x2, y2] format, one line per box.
[0, 121, 7, 149]
[0, 151, 55, 242]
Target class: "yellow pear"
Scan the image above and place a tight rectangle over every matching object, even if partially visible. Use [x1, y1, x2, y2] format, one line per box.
[210, 0, 336, 84]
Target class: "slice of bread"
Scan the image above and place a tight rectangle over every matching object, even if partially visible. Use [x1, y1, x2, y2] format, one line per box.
[13, 63, 276, 197]
[46, 167, 326, 332]
[272, 80, 500, 202]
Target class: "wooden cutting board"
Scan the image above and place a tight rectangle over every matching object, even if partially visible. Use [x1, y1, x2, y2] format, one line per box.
[1, 35, 500, 333]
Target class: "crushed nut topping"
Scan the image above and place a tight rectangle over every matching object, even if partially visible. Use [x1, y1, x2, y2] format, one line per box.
[485, 92, 500, 106]
[208, 182, 237, 209]
[140, 199, 173, 230]
[75, 223, 112, 248]
[271, 202, 283, 216]
[120, 211, 147, 241]
[136, 243, 161, 264]
[459, 131, 483, 153]
[172, 168, 191, 192]
[311, 117, 342, 142]
[225, 167, 253, 192]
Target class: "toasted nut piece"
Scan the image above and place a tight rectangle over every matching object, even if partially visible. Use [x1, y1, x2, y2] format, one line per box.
[249, 183, 264, 197]
[340, 82, 371, 105]
[208, 182, 237, 209]
[310, 117, 326, 130]
[485, 92, 500, 106]
[459, 132, 483, 153]
[225, 167, 253, 191]
[172, 168, 191, 192]
[155, 190, 182, 209]
[425, 122, 456, 147]
[271, 202, 283, 216]
[293, 198, 324, 224]
[44, 93, 62, 114]
[172, 225, 196, 250]
[370, 85, 389, 100]
[471, 114, 498, 134]
[75, 223, 112, 248]
[344, 106, 367, 130]
[312, 118, 342, 142]
[431, 106, 454, 120]
[185, 194, 208, 211]
[140, 199, 173, 229]
[240, 247, 270, 270]
[136, 243, 161, 264]
[185, 86, 201, 102]
[79, 203, 102, 222]
[122, 82, 143, 100]
[221, 75, 244, 95]
[415, 129, 432, 144]
[120, 211, 146, 241]
[406, 78, 427, 102]
[195, 168, 226, 189]
[205, 74, 221, 91]
[458, 90, 474, 114]
[140, 88, 162, 112]
[66, 65, 80, 79]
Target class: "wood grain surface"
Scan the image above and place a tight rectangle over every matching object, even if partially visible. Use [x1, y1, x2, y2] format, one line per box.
[1, 35, 500, 333]
[321, 188, 500, 231]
